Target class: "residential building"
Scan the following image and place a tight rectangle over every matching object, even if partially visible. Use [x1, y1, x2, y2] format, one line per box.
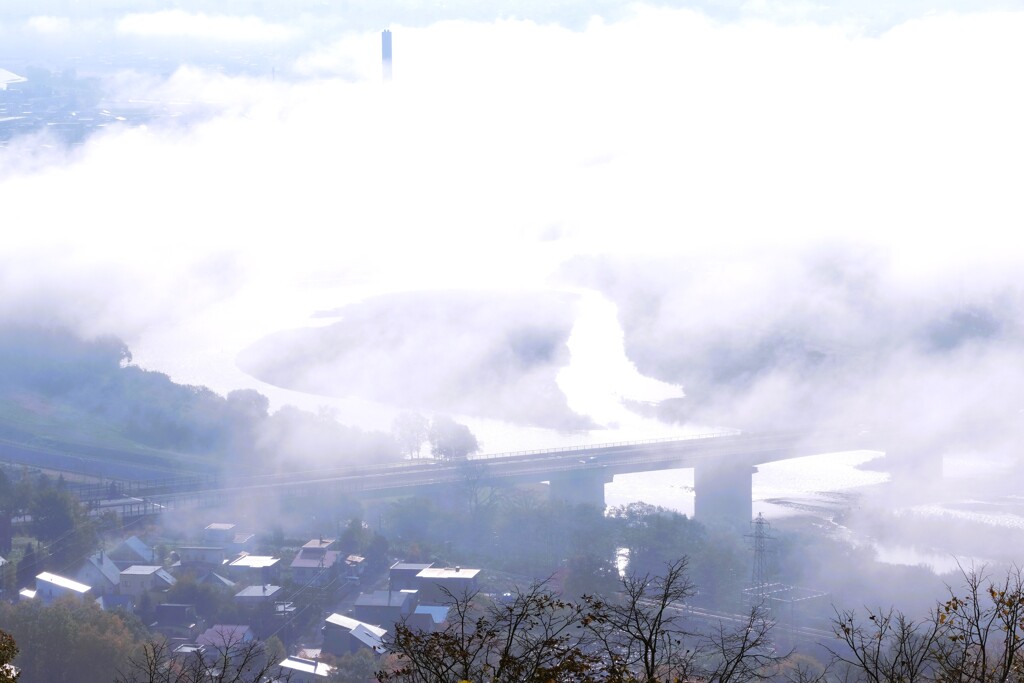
[202, 523, 237, 545]
[415, 566, 480, 602]
[322, 613, 386, 656]
[196, 571, 236, 591]
[389, 562, 432, 591]
[151, 603, 203, 641]
[108, 536, 156, 570]
[408, 604, 449, 633]
[290, 539, 341, 587]
[71, 551, 120, 596]
[228, 553, 280, 584]
[25, 572, 91, 604]
[120, 565, 177, 599]
[176, 546, 226, 570]
[354, 589, 418, 631]
[233, 584, 283, 608]
[277, 656, 335, 681]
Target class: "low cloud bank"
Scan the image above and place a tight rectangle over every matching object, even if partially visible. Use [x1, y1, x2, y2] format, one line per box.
[567, 249, 1024, 468]
[238, 291, 593, 429]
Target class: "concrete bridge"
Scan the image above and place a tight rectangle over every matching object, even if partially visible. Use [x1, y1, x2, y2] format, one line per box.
[97, 429, 875, 526]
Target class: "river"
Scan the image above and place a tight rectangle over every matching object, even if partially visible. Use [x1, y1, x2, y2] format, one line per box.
[129, 286, 1022, 571]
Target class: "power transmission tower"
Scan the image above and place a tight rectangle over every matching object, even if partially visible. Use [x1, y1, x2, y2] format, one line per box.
[748, 512, 773, 603]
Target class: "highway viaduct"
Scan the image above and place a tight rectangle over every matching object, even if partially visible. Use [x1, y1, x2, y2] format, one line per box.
[78, 429, 877, 527]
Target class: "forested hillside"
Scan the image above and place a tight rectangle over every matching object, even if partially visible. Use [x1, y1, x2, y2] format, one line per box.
[0, 326, 400, 476]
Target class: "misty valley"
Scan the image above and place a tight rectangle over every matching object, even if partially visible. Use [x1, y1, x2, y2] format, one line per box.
[0, 323, 1021, 682]
[2, 1, 1024, 681]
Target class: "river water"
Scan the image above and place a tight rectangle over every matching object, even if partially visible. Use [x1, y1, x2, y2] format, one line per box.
[130, 286, 1022, 571]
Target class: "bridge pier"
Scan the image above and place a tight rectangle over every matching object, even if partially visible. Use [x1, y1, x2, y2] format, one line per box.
[693, 464, 757, 527]
[548, 469, 612, 509]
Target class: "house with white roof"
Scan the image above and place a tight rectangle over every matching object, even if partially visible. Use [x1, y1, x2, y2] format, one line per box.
[120, 565, 177, 599]
[415, 566, 481, 602]
[228, 552, 280, 584]
[28, 572, 92, 604]
[322, 613, 387, 656]
[277, 656, 335, 681]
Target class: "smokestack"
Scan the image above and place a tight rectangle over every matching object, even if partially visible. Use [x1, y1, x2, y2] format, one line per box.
[382, 29, 393, 82]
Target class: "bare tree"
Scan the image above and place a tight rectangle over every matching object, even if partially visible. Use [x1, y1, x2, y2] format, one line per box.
[932, 565, 1024, 683]
[585, 557, 786, 683]
[378, 583, 599, 683]
[115, 636, 291, 683]
[585, 557, 700, 682]
[828, 607, 943, 683]
[827, 565, 1024, 683]
[702, 603, 785, 683]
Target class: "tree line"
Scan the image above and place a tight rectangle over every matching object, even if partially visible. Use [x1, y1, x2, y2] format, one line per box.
[0, 326, 400, 472]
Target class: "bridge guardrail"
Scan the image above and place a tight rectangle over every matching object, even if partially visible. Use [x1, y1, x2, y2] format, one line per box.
[467, 429, 745, 461]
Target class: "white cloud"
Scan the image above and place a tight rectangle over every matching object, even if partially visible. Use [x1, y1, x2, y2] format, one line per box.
[117, 10, 299, 43]
[2, 6, 1024, 438]
[25, 15, 72, 34]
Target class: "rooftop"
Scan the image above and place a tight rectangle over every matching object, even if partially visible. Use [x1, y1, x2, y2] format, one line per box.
[198, 625, 254, 648]
[414, 604, 451, 624]
[234, 584, 282, 599]
[325, 613, 387, 637]
[37, 571, 91, 594]
[278, 656, 334, 677]
[416, 567, 481, 580]
[110, 536, 153, 561]
[229, 554, 279, 569]
[355, 590, 415, 608]
[390, 562, 433, 572]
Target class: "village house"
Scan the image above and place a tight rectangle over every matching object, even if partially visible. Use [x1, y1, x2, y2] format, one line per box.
[277, 656, 335, 682]
[389, 562, 432, 591]
[120, 565, 177, 599]
[151, 603, 203, 641]
[108, 536, 156, 570]
[233, 584, 283, 608]
[415, 566, 481, 602]
[71, 550, 120, 596]
[227, 553, 281, 584]
[21, 572, 92, 604]
[353, 589, 419, 631]
[290, 539, 341, 586]
[321, 613, 386, 656]
[175, 546, 226, 571]
[202, 523, 237, 545]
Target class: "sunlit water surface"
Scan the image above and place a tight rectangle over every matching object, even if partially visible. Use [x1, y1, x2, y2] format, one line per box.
[131, 287, 1024, 570]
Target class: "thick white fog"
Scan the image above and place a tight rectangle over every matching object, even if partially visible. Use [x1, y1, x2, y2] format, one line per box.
[2, 2, 1023, 561]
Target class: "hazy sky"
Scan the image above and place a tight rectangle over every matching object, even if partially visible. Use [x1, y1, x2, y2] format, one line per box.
[2, 2, 1023, 463]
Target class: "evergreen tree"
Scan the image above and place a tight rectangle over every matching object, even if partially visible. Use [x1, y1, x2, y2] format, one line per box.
[15, 544, 36, 590]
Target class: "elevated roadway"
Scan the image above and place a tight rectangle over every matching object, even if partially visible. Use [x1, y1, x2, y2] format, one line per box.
[105, 429, 874, 526]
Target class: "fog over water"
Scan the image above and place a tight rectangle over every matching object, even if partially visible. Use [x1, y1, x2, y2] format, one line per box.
[3, 0, 1024, 568]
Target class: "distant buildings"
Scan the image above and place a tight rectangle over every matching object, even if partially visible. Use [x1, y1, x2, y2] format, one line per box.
[382, 29, 393, 81]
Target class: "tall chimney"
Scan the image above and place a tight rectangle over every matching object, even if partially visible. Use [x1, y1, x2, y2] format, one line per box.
[382, 29, 393, 82]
